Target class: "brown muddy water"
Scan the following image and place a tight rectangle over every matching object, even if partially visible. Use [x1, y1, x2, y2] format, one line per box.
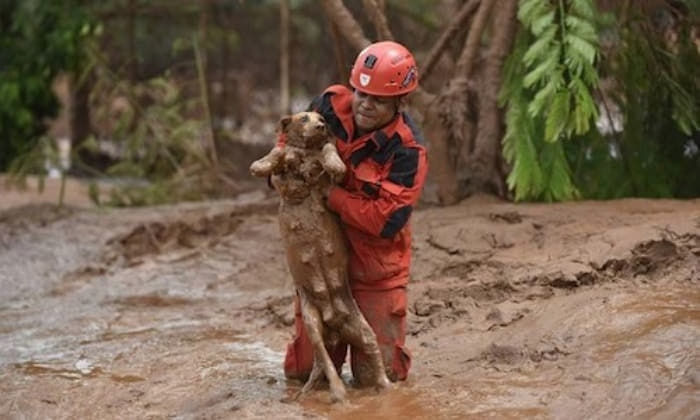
[0, 196, 699, 419]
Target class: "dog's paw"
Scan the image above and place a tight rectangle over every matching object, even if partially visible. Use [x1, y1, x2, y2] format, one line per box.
[321, 143, 346, 182]
[249, 159, 274, 177]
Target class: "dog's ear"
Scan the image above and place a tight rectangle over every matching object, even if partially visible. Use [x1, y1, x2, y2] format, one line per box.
[279, 115, 293, 133]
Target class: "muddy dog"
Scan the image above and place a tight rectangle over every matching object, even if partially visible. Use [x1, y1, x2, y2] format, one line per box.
[250, 111, 391, 402]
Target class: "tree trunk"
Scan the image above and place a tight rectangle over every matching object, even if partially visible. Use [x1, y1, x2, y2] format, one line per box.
[464, 0, 518, 197]
[362, 0, 394, 40]
[454, 0, 494, 76]
[127, 0, 136, 82]
[423, 0, 495, 205]
[328, 21, 349, 84]
[421, 0, 480, 84]
[197, 0, 219, 168]
[422, 94, 461, 204]
[320, 0, 371, 51]
[71, 73, 91, 154]
[220, 9, 231, 127]
[280, 0, 291, 115]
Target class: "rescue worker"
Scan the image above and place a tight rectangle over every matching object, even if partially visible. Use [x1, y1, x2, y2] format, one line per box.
[282, 41, 428, 384]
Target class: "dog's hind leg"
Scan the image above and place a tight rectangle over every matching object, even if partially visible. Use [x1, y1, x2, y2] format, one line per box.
[299, 290, 346, 403]
[297, 249, 335, 324]
[291, 358, 324, 402]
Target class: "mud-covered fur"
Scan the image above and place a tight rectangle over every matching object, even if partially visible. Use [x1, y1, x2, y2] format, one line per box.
[250, 112, 390, 402]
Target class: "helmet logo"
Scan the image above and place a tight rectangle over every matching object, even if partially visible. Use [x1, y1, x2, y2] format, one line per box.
[364, 54, 377, 69]
[401, 66, 417, 88]
[359, 73, 371, 87]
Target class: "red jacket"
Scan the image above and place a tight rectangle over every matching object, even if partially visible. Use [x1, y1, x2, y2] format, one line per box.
[280, 85, 428, 290]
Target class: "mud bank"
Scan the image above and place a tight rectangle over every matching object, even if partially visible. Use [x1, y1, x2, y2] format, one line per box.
[0, 194, 698, 419]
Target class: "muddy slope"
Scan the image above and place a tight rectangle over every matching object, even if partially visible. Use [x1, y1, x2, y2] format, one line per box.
[0, 194, 698, 419]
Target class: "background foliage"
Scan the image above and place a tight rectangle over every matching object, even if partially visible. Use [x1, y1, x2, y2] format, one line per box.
[568, 4, 700, 198]
[2, 0, 699, 204]
[0, 0, 93, 170]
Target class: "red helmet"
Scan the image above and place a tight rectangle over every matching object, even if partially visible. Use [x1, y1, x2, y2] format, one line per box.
[349, 41, 418, 96]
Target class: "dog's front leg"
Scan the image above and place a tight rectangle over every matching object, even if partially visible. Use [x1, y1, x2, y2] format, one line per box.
[250, 145, 285, 177]
[320, 143, 346, 183]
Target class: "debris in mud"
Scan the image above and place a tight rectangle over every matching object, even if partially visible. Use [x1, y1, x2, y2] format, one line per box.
[476, 342, 570, 367]
[409, 292, 475, 335]
[481, 343, 524, 365]
[485, 307, 529, 330]
[439, 260, 482, 277]
[0, 203, 74, 228]
[528, 344, 569, 363]
[485, 307, 503, 322]
[482, 232, 514, 249]
[413, 298, 446, 317]
[110, 293, 196, 307]
[107, 211, 244, 261]
[426, 280, 515, 303]
[0, 204, 74, 247]
[489, 211, 523, 224]
[426, 233, 463, 255]
[246, 296, 294, 327]
[596, 239, 681, 277]
[409, 280, 519, 335]
[15, 360, 103, 380]
[543, 270, 599, 290]
[50, 265, 108, 296]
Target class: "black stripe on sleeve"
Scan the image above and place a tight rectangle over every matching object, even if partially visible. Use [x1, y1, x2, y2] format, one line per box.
[388, 146, 419, 187]
[380, 205, 413, 238]
[371, 133, 402, 165]
[350, 142, 376, 167]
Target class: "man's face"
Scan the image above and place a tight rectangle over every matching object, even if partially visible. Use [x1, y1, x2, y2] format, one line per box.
[351, 90, 398, 135]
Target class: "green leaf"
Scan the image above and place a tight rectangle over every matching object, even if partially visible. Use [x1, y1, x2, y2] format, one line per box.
[569, 0, 595, 19]
[545, 90, 571, 142]
[531, 10, 556, 36]
[565, 34, 597, 64]
[565, 15, 597, 41]
[540, 141, 578, 201]
[518, 0, 548, 25]
[523, 45, 560, 88]
[529, 74, 562, 117]
[569, 77, 598, 134]
[523, 26, 557, 66]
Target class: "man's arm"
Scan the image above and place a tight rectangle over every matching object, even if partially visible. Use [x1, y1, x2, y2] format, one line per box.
[327, 145, 427, 239]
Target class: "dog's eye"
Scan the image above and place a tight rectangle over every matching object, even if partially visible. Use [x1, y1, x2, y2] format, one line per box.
[300, 115, 309, 123]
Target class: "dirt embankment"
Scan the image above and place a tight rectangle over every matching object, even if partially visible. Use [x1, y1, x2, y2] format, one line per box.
[0, 190, 698, 419]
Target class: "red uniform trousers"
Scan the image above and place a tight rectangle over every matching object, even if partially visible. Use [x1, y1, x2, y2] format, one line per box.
[283, 286, 411, 383]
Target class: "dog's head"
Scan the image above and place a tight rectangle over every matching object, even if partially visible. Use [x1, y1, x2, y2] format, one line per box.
[279, 111, 329, 149]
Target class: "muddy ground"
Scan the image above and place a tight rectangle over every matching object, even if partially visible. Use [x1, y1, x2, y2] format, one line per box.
[0, 177, 699, 419]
